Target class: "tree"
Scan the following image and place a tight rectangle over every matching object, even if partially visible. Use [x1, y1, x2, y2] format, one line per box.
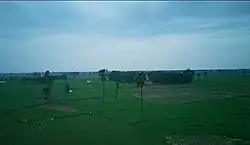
[204, 72, 208, 77]
[44, 70, 54, 87]
[115, 82, 120, 102]
[65, 83, 70, 93]
[135, 72, 146, 115]
[45, 70, 50, 77]
[197, 73, 200, 80]
[42, 70, 53, 100]
[72, 72, 79, 79]
[98, 69, 108, 105]
[33, 72, 40, 77]
[182, 68, 195, 83]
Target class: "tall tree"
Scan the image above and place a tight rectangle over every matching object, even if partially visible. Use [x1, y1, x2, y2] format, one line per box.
[135, 72, 146, 115]
[44, 70, 53, 86]
[197, 73, 200, 80]
[42, 70, 51, 100]
[98, 69, 108, 105]
[115, 82, 120, 102]
[33, 72, 40, 77]
[45, 70, 50, 77]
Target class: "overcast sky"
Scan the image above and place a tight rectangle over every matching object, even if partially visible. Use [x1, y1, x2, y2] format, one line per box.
[1, 2, 250, 73]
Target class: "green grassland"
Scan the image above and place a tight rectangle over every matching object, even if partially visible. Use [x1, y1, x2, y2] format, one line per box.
[1, 74, 250, 145]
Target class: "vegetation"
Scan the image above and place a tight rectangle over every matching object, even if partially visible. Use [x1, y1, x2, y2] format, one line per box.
[108, 69, 195, 85]
[135, 72, 147, 115]
[21, 74, 66, 85]
[98, 69, 108, 104]
[1, 71, 250, 145]
[108, 70, 137, 83]
[149, 69, 195, 85]
[115, 82, 120, 101]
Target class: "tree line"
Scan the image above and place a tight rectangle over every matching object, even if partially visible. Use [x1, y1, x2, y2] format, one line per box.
[108, 69, 195, 85]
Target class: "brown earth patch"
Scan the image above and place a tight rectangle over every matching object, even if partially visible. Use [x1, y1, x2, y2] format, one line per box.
[133, 84, 241, 104]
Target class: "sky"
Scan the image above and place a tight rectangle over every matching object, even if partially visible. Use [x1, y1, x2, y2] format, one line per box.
[1, 1, 250, 73]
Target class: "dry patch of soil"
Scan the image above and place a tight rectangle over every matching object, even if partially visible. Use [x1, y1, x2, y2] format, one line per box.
[134, 84, 241, 104]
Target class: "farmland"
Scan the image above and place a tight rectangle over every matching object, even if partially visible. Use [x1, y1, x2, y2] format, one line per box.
[1, 73, 250, 145]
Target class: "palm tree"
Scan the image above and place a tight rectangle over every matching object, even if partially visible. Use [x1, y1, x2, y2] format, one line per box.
[98, 69, 108, 105]
[115, 82, 120, 102]
[135, 72, 146, 115]
[197, 73, 200, 80]
[45, 70, 50, 77]
[44, 70, 53, 87]
[43, 70, 51, 100]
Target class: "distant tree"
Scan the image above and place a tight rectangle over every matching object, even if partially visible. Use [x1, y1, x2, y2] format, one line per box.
[45, 70, 50, 77]
[182, 68, 195, 83]
[33, 72, 40, 77]
[44, 70, 54, 86]
[115, 82, 120, 102]
[64, 75, 67, 80]
[98, 69, 108, 105]
[72, 72, 79, 79]
[204, 72, 208, 77]
[197, 73, 200, 80]
[42, 86, 51, 100]
[65, 83, 71, 93]
[135, 72, 147, 115]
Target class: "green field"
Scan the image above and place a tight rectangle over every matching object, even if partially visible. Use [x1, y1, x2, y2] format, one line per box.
[1, 75, 250, 145]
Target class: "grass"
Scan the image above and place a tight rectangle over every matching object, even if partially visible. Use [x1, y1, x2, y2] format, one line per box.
[1, 74, 250, 145]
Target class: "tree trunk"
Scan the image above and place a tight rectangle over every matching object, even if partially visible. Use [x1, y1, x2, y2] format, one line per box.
[102, 81, 105, 105]
[116, 88, 119, 102]
[140, 86, 143, 115]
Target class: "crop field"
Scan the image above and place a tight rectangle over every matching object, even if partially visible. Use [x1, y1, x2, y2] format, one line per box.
[1, 75, 250, 145]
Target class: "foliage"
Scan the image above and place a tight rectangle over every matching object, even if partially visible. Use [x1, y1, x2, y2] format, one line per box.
[182, 68, 195, 82]
[98, 69, 108, 82]
[98, 69, 108, 104]
[150, 71, 184, 84]
[135, 72, 147, 88]
[108, 69, 195, 85]
[32, 72, 41, 77]
[45, 70, 50, 76]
